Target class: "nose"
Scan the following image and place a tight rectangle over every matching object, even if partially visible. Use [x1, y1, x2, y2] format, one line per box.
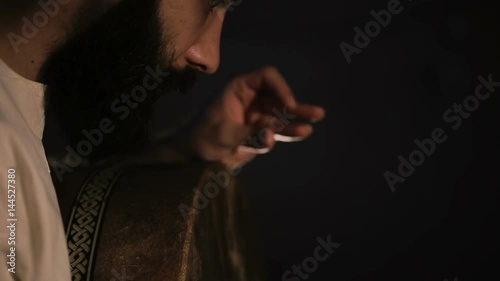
[182, 16, 224, 74]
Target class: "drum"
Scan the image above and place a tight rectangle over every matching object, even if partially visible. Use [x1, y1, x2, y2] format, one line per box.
[52, 160, 266, 281]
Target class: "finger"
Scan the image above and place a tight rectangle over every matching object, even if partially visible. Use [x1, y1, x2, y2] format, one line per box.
[252, 115, 314, 138]
[238, 128, 276, 152]
[260, 127, 276, 148]
[288, 103, 326, 123]
[243, 66, 297, 108]
[247, 102, 325, 126]
[227, 125, 279, 156]
[274, 123, 313, 139]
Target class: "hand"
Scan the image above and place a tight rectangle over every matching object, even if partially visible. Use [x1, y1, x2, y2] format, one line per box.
[185, 66, 326, 169]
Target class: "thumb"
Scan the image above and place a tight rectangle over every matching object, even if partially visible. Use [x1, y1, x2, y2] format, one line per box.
[237, 127, 276, 154]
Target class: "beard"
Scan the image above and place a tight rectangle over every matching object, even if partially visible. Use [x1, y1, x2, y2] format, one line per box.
[39, 0, 197, 162]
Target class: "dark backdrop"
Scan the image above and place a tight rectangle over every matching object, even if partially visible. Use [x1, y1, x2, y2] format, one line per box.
[156, 1, 498, 280]
[45, 0, 500, 280]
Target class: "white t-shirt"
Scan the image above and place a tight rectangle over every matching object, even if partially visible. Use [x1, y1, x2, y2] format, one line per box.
[0, 59, 71, 280]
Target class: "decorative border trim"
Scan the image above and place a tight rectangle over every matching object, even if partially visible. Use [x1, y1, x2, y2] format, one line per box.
[66, 165, 122, 281]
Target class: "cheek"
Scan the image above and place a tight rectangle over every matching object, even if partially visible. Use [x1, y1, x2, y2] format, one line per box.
[158, 0, 211, 59]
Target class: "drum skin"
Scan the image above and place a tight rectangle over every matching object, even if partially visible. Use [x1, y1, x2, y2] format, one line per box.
[53, 161, 266, 281]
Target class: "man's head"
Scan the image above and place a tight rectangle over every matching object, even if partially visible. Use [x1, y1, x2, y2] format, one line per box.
[39, 0, 237, 161]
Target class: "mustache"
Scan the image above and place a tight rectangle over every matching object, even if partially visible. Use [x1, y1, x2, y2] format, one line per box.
[158, 66, 198, 96]
[109, 64, 197, 121]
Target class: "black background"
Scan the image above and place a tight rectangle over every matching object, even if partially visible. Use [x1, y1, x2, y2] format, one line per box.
[182, 0, 499, 280]
[46, 0, 500, 280]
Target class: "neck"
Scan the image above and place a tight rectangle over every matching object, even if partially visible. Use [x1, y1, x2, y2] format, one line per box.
[0, 0, 99, 82]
